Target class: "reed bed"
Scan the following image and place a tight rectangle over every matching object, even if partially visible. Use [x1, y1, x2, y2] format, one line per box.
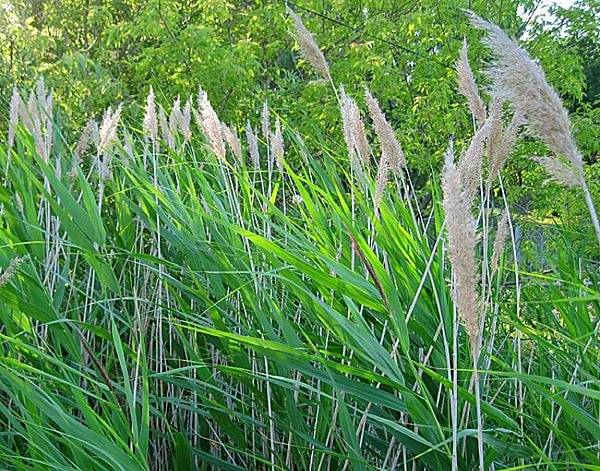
[0, 12, 598, 471]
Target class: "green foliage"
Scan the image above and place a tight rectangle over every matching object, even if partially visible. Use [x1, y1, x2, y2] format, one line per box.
[0, 1, 599, 469]
[1, 0, 599, 232]
[0, 76, 598, 468]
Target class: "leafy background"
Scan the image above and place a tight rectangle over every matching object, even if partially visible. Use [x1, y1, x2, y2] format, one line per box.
[1, 0, 599, 252]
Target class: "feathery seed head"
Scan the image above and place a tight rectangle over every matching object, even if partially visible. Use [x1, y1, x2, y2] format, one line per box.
[98, 104, 122, 155]
[532, 156, 580, 187]
[8, 86, 22, 149]
[374, 153, 390, 214]
[458, 110, 497, 200]
[169, 96, 182, 134]
[469, 12, 584, 185]
[17, 79, 54, 162]
[491, 210, 510, 275]
[365, 88, 406, 172]
[457, 39, 486, 125]
[339, 86, 370, 171]
[261, 101, 270, 144]
[365, 91, 404, 211]
[96, 105, 122, 181]
[485, 97, 503, 159]
[74, 118, 99, 175]
[339, 87, 354, 150]
[442, 142, 481, 352]
[339, 87, 362, 177]
[143, 87, 158, 143]
[181, 99, 192, 142]
[35, 78, 47, 104]
[123, 133, 135, 160]
[197, 87, 226, 161]
[246, 121, 260, 169]
[158, 105, 175, 150]
[222, 123, 242, 160]
[0, 257, 24, 288]
[488, 107, 523, 182]
[287, 7, 331, 80]
[43, 90, 53, 124]
[271, 118, 285, 170]
[26, 93, 40, 128]
[18, 94, 34, 134]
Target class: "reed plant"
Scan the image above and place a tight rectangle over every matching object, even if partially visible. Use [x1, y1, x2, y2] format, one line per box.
[0, 11, 597, 471]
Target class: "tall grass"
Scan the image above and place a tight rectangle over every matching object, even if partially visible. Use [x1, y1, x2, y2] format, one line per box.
[0, 13, 598, 471]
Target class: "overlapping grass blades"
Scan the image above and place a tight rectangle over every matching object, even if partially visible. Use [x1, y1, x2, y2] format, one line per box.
[0, 106, 597, 470]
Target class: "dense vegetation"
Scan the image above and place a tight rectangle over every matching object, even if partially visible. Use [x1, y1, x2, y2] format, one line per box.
[0, 1, 598, 470]
[1, 0, 599, 247]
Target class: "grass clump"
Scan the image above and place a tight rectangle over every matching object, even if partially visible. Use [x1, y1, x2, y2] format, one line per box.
[0, 12, 598, 471]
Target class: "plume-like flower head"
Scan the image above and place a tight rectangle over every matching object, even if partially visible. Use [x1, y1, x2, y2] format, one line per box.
[158, 105, 174, 150]
[458, 111, 496, 199]
[339, 86, 370, 174]
[181, 99, 192, 142]
[222, 123, 242, 160]
[491, 210, 510, 275]
[287, 7, 331, 80]
[469, 12, 584, 185]
[457, 39, 486, 125]
[196, 87, 225, 161]
[246, 121, 260, 169]
[488, 108, 523, 182]
[8, 86, 22, 149]
[0, 257, 24, 288]
[143, 87, 158, 144]
[98, 105, 122, 155]
[442, 142, 481, 352]
[270, 118, 285, 171]
[365, 88, 406, 171]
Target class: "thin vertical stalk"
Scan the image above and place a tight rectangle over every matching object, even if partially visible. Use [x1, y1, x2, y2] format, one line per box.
[451, 295, 459, 471]
[472, 347, 485, 471]
[581, 179, 600, 246]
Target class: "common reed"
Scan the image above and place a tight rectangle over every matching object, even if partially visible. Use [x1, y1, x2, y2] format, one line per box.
[246, 121, 260, 168]
[196, 87, 226, 161]
[0, 257, 24, 288]
[339, 86, 370, 177]
[261, 101, 270, 146]
[167, 96, 192, 145]
[367, 87, 406, 213]
[457, 39, 486, 126]
[0, 12, 597, 471]
[487, 108, 522, 183]
[75, 119, 99, 160]
[158, 106, 174, 150]
[287, 7, 331, 81]
[270, 118, 284, 171]
[97, 104, 122, 157]
[457, 107, 495, 200]
[491, 210, 510, 275]
[143, 87, 158, 144]
[7, 86, 21, 149]
[169, 96, 182, 137]
[10, 78, 54, 162]
[442, 137, 485, 470]
[222, 123, 242, 160]
[373, 154, 391, 214]
[71, 118, 99, 177]
[96, 105, 122, 182]
[181, 99, 192, 142]
[469, 12, 600, 244]
[365, 88, 406, 172]
[442, 145, 480, 351]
